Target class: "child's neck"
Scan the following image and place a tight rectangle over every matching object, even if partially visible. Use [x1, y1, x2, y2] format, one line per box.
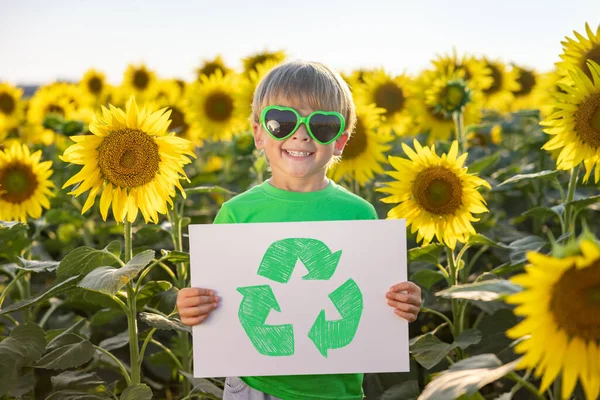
[268, 174, 329, 193]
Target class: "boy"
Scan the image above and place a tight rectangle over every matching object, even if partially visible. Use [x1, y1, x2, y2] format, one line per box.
[177, 60, 422, 400]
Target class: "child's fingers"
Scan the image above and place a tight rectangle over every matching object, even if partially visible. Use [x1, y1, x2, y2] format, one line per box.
[389, 281, 421, 294]
[179, 288, 214, 298]
[387, 300, 420, 315]
[181, 313, 211, 326]
[179, 302, 217, 318]
[178, 295, 216, 308]
[386, 292, 422, 306]
[394, 308, 418, 322]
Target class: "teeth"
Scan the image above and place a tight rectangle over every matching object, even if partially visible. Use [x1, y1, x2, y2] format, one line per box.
[286, 150, 312, 157]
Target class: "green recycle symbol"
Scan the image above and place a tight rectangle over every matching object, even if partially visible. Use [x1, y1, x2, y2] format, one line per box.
[236, 238, 363, 358]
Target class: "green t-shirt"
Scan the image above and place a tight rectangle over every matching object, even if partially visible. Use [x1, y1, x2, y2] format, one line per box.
[213, 179, 377, 400]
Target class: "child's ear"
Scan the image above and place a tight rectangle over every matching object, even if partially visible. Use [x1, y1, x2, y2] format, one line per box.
[253, 122, 265, 149]
[333, 132, 350, 156]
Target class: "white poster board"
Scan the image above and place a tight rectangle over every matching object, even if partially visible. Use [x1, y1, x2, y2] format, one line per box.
[189, 219, 409, 378]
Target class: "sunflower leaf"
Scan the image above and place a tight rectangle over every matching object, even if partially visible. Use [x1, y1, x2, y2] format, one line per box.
[408, 244, 445, 265]
[410, 269, 446, 290]
[34, 339, 95, 370]
[57, 241, 122, 281]
[0, 275, 81, 315]
[160, 250, 189, 263]
[418, 354, 520, 400]
[45, 390, 112, 400]
[139, 312, 191, 333]
[0, 222, 29, 261]
[185, 185, 236, 195]
[51, 370, 105, 391]
[468, 152, 500, 175]
[508, 235, 547, 264]
[436, 280, 522, 301]
[137, 281, 172, 308]
[381, 380, 420, 400]
[410, 333, 454, 369]
[518, 205, 565, 223]
[16, 257, 60, 273]
[497, 170, 558, 186]
[467, 234, 508, 249]
[566, 194, 600, 214]
[78, 250, 155, 296]
[120, 384, 153, 400]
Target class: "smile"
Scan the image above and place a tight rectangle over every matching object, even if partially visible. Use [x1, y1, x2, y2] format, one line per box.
[283, 150, 314, 158]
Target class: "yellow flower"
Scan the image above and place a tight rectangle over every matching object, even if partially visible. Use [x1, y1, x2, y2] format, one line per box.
[80, 69, 111, 104]
[183, 70, 248, 142]
[329, 103, 392, 186]
[556, 23, 600, 85]
[431, 50, 493, 92]
[541, 60, 600, 183]
[0, 143, 54, 222]
[239, 59, 283, 120]
[378, 140, 490, 249]
[196, 55, 232, 80]
[509, 65, 540, 111]
[122, 64, 157, 100]
[242, 50, 286, 76]
[424, 69, 472, 117]
[0, 83, 24, 132]
[481, 59, 521, 111]
[354, 70, 414, 137]
[61, 96, 196, 223]
[506, 239, 600, 400]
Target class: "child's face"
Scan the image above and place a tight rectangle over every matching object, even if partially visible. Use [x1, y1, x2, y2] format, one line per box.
[253, 98, 349, 185]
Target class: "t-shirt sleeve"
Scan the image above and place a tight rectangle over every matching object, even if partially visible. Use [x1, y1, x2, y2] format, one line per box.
[213, 203, 235, 224]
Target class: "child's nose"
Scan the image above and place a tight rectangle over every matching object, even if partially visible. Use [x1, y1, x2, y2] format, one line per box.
[291, 123, 311, 142]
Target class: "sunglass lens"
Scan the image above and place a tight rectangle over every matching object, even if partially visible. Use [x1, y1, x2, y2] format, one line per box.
[264, 109, 297, 139]
[309, 114, 342, 143]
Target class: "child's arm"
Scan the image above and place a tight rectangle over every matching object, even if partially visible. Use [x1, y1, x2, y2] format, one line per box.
[385, 282, 422, 322]
[177, 288, 220, 326]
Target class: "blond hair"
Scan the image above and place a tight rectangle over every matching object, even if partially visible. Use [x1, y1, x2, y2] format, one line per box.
[250, 60, 356, 137]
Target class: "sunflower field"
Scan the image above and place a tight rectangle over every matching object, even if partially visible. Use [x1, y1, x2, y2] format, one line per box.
[1, 21, 600, 400]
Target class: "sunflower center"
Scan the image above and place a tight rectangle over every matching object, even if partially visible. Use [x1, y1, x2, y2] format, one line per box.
[483, 63, 503, 95]
[412, 166, 462, 215]
[0, 92, 16, 115]
[88, 77, 103, 94]
[550, 258, 600, 341]
[45, 104, 64, 116]
[0, 163, 38, 203]
[581, 45, 600, 81]
[440, 84, 467, 113]
[133, 70, 150, 91]
[169, 107, 189, 133]
[97, 129, 160, 188]
[427, 106, 451, 122]
[456, 63, 472, 81]
[374, 83, 405, 117]
[199, 63, 225, 78]
[204, 91, 234, 122]
[514, 69, 536, 97]
[574, 93, 600, 149]
[343, 118, 367, 160]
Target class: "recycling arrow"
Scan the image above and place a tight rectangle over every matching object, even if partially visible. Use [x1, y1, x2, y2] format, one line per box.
[308, 278, 363, 358]
[237, 285, 294, 356]
[257, 238, 342, 283]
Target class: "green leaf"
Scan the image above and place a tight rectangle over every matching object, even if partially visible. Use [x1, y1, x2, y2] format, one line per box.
[0, 275, 81, 315]
[566, 194, 600, 214]
[78, 250, 155, 296]
[498, 170, 558, 186]
[467, 152, 500, 175]
[0, 221, 29, 260]
[467, 234, 507, 249]
[520, 205, 565, 223]
[45, 391, 111, 400]
[410, 333, 454, 369]
[34, 340, 94, 370]
[47, 333, 85, 351]
[418, 354, 519, 400]
[99, 330, 129, 351]
[180, 371, 224, 398]
[137, 281, 172, 308]
[160, 250, 190, 263]
[91, 308, 125, 327]
[51, 371, 105, 390]
[15, 257, 60, 273]
[489, 262, 525, 277]
[0, 323, 46, 395]
[381, 380, 420, 400]
[454, 329, 482, 350]
[185, 185, 236, 195]
[44, 209, 84, 225]
[436, 280, 522, 301]
[139, 312, 191, 333]
[408, 244, 445, 264]
[120, 384, 152, 400]
[410, 269, 445, 290]
[508, 236, 547, 264]
[47, 319, 87, 351]
[8, 369, 36, 397]
[57, 241, 122, 280]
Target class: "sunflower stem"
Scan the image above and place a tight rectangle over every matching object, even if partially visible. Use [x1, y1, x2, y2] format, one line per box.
[564, 165, 580, 236]
[446, 247, 463, 348]
[506, 372, 545, 400]
[453, 111, 466, 153]
[0, 270, 26, 310]
[123, 221, 141, 386]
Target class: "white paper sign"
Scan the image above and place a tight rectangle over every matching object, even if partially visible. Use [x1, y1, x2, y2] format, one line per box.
[189, 219, 409, 378]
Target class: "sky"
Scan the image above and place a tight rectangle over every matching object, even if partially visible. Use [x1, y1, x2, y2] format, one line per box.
[1, 0, 599, 85]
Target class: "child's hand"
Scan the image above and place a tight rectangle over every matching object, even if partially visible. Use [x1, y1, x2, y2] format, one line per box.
[386, 282, 422, 322]
[177, 288, 220, 326]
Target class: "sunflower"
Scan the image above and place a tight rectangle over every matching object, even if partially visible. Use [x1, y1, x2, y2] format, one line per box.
[183, 70, 247, 142]
[242, 50, 286, 76]
[431, 50, 493, 92]
[341, 69, 376, 90]
[378, 140, 491, 249]
[556, 23, 600, 84]
[152, 81, 191, 139]
[509, 65, 540, 111]
[0, 143, 54, 222]
[328, 103, 391, 186]
[122, 64, 157, 100]
[80, 69, 111, 104]
[196, 55, 232, 80]
[354, 70, 414, 137]
[423, 68, 472, 117]
[541, 60, 600, 183]
[27, 83, 91, 125]
[239, 59, 283, 119]
[0, 83, 24, 132]
[505, 238, 600, 400]
[467, 124, 502, 147]
[480, 59, 521, 111]
[61, 96, 196, 223]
